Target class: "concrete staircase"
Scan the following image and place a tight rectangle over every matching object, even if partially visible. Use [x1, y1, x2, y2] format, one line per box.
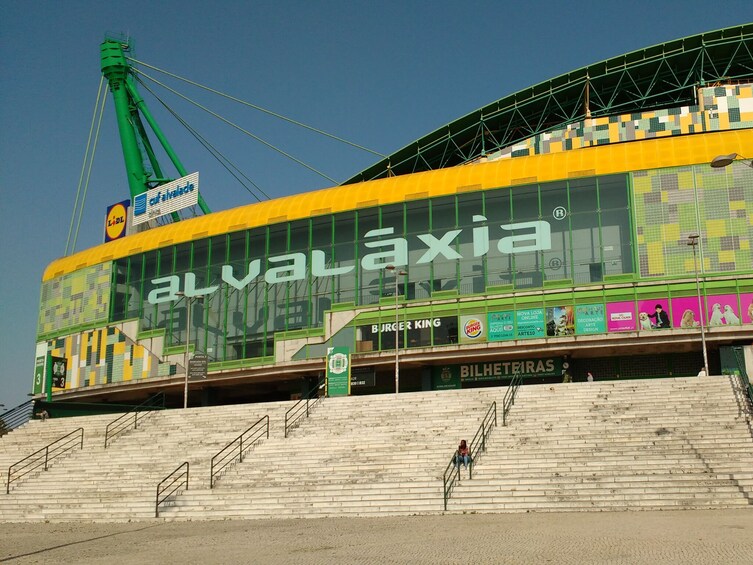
[0, 402, 292, 521]
[449, 376, 753, 513]
[158, 389, 495, 519]
[1, 376, 751, 522]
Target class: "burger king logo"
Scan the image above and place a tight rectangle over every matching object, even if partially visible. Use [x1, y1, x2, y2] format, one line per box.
[463, 317, 483, 339]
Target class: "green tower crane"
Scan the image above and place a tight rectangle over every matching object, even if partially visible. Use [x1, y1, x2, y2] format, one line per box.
[100, 38, 211, 218]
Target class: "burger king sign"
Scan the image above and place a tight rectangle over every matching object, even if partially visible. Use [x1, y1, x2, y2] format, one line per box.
[460, 315, 486, 343]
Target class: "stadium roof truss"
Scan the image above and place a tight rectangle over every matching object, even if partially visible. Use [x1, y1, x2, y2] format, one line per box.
[344, 24, 753, 184]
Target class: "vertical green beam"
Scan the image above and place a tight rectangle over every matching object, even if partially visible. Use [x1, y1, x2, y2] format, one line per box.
[124, 77, 211, 215]
[101, 40, 147, 200]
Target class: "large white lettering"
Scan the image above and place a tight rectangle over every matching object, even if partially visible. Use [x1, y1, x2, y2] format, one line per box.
[146, 218, 555, 304]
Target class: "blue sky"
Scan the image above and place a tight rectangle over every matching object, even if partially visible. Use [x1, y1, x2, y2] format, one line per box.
[1, 1, 751, 409]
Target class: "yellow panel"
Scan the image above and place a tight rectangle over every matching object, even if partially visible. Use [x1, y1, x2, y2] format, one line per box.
[647, 242, 665, 274]
[730, 200, 746, 210]
[42, 128, 753, 281]
[741, 240, 750, 250]
[661, 192, 669, 203]
[718, 250, 735, 263]
[705, 219, 727, 238]
[123, 350, 132, 382]
[662, 224, 680, 241]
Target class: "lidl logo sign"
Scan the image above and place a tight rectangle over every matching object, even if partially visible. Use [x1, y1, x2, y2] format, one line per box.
[104, 200, 130, 242]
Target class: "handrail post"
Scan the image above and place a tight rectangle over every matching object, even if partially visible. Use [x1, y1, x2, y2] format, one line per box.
[494, 402, 497, 427]
[240, 435, 244, 463]
[44, 446, 49, 471]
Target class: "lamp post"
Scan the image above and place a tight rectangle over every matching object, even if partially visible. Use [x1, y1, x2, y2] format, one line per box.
[176, 292, 203, 409]
[687, 235, 709, 377]
[710, 153, 753, 169]
[385, 265, 408, 394]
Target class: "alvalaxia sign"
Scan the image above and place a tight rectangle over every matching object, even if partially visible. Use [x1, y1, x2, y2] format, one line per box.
[147, 217, 553, 304]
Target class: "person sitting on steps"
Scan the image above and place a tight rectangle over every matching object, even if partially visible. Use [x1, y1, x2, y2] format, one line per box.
[455, 439, 470, 470]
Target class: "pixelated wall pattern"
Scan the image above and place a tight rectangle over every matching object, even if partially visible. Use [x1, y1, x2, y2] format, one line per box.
[483, 84, 753, 161]
[633, 163, 753, 278]
[47, 325, 172, 390]
[37, 263, 112, 338]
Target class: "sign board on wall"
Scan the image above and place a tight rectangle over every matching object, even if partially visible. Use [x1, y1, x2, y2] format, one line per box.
[326, 347, 351, 397]
[132, 172, 199, 226]
[432, 357, 563, 389]
[104, 199, 130, 242]
[188, 353, 208, 380]
[459, 314, 486, 344]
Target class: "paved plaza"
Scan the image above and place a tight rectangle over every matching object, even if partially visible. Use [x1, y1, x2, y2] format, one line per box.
[1, 508, 752, 564]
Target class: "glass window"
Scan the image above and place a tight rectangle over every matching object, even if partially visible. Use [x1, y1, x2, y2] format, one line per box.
[512, 184, 539, 221]
[433, 316, 458, 345]
[598, 174, 629, 210]
[568, 178, 598, 214]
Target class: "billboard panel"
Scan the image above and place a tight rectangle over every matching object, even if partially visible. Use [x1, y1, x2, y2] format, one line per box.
[132, 172, 199, 226]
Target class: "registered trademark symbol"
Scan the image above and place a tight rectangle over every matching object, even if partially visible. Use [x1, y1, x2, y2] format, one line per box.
[553, 206, 567, 220]
[549, 257, 562, 270]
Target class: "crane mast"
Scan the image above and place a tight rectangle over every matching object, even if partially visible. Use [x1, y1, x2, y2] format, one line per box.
[99, 38, 210, 218]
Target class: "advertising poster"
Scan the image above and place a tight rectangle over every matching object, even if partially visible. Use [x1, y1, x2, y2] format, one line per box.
[546, 306, 575, 337]
[459, 314, 487, 344]
[637, 299, 671, 330]
[705, 294, 743, 327]
[516, 308, 546, 339]
[606, 301, 636, 332]
[740, 293, 753, 325]
[575, 304, 606, 334]
[488, 311, 515, 341]
[670, 297, 702, 329]
[325, 347, 350, 397]
[104, 199, 130, 242]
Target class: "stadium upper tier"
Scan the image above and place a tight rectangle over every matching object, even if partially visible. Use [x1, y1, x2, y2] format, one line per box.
[43, 129, 751, 281]
[344, 23, 753, 184]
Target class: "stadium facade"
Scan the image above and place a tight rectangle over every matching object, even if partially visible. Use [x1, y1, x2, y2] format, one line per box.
[35, 25, 753, 406]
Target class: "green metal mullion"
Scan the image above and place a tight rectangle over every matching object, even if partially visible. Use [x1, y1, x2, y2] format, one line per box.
[263, 226, 271, 356]
[537, 184, 544, 281]
[566, 182, 575, 281]
[307, 218, 313, 329]
[285, 223, 291, 332]
[354, 212, 360, 307]
[454, 195, 460, 290]
[329, 215, 336, 309]
[627, 173, 639, 276]
[242, 230, 250, 360]
[595, 178, 604, 276]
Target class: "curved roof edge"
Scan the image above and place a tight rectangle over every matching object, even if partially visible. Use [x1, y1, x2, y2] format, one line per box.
[43, 129, 753, 282]
[344, 24, 753, 184]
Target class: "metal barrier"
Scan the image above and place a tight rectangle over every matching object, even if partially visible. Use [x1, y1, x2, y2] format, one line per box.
[284, 379, 324, 438]
[7, 428, 84, 494]
[104, 393, 165, 448]
[732, 347, 753, 408]
[210, 416, 269, 488]
[502, 372, 523, 426]
[155, 462, 189, 518]
[443, 401, 497, 511]
[0, 401, 34, 437]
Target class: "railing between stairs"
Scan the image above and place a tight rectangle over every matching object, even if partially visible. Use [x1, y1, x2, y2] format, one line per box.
[0, 401, 34, 437]
[6, 428, 84, 494]
[284, 379, 324, 438]
[732, 347, 753, 408]
[104, 392, 165, 448]
[443, 401, 496, 511]
[155, 461, 189, 518]
[442, 372, 523, 510]
[210, 415, 269, 488]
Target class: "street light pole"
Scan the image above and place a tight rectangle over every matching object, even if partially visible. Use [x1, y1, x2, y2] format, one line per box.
[385, 265, 408, 394]
[688, 234, 709, 377]
[176, 292, 203, 409]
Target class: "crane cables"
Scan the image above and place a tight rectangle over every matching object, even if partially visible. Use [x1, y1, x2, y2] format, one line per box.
[137, 77, 271, 202]
[127, 57, 388, 160]
[132, 68, 339, 186]
[66, 76, 108, 256]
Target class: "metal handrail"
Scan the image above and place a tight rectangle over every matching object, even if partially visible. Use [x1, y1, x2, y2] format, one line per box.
[155, 461, 189, 518]
[502, 372, 523, 425]
[0, 401, 34, 436]
[443, 401, 497, 510]
[732, 347, 753, 408]
[284, 379, 324, 438]
[7, 428, 84, 494]
[210, 415, 269, 488]
[104, 392, 165, 448]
